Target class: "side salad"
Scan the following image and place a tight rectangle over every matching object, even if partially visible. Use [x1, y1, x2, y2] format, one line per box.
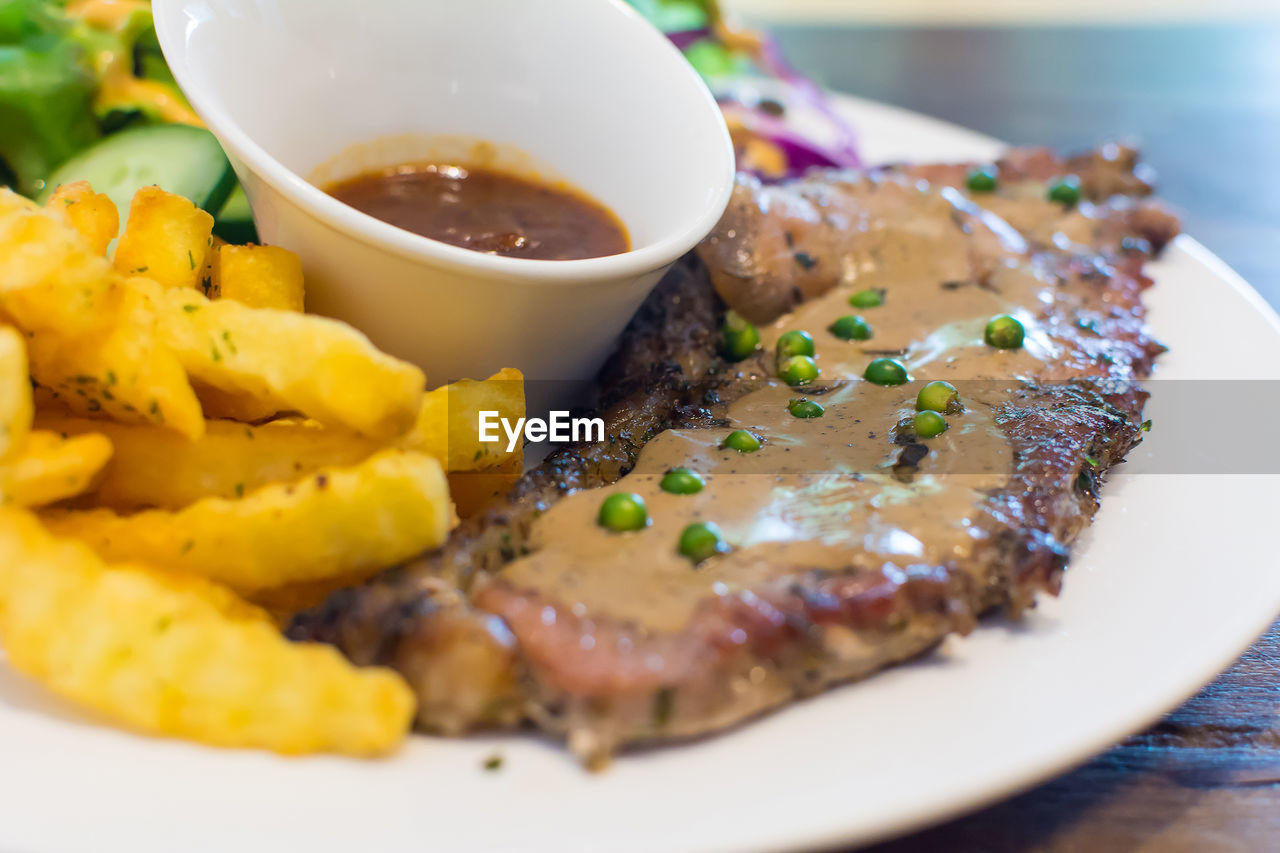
[0, 0, 253, 240]
[627, 0, 862, 178]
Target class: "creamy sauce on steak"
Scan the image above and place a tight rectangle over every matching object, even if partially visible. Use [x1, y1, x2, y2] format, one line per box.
[499, 175, 1097, 632]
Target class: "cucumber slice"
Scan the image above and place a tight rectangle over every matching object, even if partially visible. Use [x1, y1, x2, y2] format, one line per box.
[213, 184, 258, 245]
[37, 124, 235, 228]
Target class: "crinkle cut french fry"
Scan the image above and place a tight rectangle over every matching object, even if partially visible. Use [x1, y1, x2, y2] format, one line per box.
[25, 277, 205, 439]
[38, 365, 524, 512]
[190, 380, 284, 423]
[448, 452, 523, 519]
[141, 280, 424, 439]
[45, 181, 119, 256]
[112, 187, 214, 290]
[0, 194, 204, 438]
[36, 414, 378, 512]
[40, 448, 453, 591]
[0, 192, 116, 338]
[1, 192, 421, 440]
[214, 244, 305, 311]
[2, 431, 113, 508]
[0, 507, 415, 756]
[0, 326, 33, 462]
[404, 368, 525, 472]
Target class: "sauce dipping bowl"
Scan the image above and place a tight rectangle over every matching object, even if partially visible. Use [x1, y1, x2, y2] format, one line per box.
[153, 0, 734, 387]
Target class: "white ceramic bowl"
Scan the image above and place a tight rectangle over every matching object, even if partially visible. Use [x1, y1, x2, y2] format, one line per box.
[153, 0, 734, 388]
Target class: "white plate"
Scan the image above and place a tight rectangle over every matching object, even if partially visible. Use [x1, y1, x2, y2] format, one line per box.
[3, 94, 1279, 853]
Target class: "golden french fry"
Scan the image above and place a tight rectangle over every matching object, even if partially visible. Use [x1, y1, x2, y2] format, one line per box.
[0, 187, 30, 217]
[112, 187, 214, 290]
[214, 245, 305, 311]
[0, 193, 116, 337]
[0, 196, 418, 440]
[25, 278, 206, 439]
[1, 431, 113, 508]
[0, 197, 205, 438]
[405, 367, 525, 471]
[140, 279, 424, 438]
[197, 237, 221, 298]
[191, 381, 283, 422]
[38, 368, 524, 512]
[40, 448, 452, 591]
[45, 181, 119, 256]
[37, 414, 378, 512]
[448, 452, 522, 518]
[0, 507, 415, 756]
[0, 326, 33, 462]
[38, 367, 525, 512]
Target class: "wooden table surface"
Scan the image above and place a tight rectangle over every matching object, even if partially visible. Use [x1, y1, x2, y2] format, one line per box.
[769, 23, 1280, 852]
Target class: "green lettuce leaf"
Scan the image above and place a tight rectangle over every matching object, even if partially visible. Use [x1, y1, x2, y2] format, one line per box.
[0, 0, 99, 194]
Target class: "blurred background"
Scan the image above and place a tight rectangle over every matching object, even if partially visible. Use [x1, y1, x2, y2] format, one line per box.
[727, 0, 1280, 23]
[707, 0, 1280, 308]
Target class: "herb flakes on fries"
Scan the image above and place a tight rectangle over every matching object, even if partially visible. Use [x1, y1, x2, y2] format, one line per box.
[112, 186, 215, 289]
[37, 364, 525, 514]
[146, 278, 426, 440]
[1, 190, 206, 437]
[0, 191, 120, 337]
[0, 180, 527, 757]
[41, 448, 453, 592]
[37, 414, 378, 512]
[45, 181, 119, 256]
[27, 274, 208, 438]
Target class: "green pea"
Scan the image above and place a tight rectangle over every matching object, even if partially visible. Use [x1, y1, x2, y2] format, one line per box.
[778, 354, 819, 386]
[787, 398, 824, 419]
[864, 357, 908, 386]
[914, 410, 948, 439]
[984, 314, 1025, 349]
[829, 315, 872, 341]
[849, 288, 884, 309]
[660, 467, 705, 495]
[678, 521, 728, 563]
[776, 329, 815, 360]
[722, 429, 761, 453]
[916, 380, 960, 414]
[1047, 175, 1081, 207]
[966, 165, 998, 193]
[720, 310, 760, 361]
[597, 492, 648, 532]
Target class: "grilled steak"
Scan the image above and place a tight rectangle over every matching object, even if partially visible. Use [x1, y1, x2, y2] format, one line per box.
[290, 147, 1179, 764]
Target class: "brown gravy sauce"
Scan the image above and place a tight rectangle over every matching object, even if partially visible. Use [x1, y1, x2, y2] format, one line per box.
[501, 175, 1091, 630]
[326, 163, 629, 260]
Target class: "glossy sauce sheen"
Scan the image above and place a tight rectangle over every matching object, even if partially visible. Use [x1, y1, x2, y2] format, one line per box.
[502, 176, 1108, 629]
[325, 164, 629, 260]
